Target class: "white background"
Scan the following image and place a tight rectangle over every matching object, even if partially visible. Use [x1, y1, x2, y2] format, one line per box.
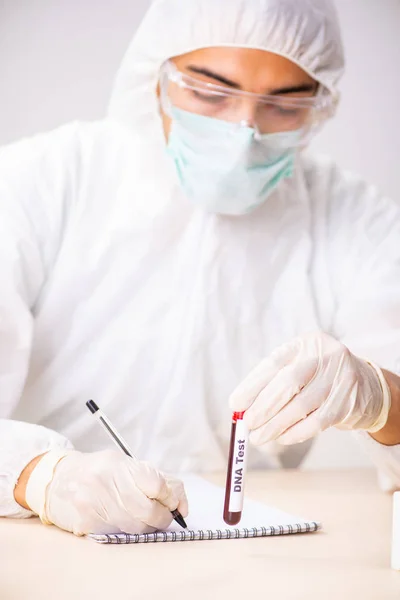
[0, 0, 399, 469]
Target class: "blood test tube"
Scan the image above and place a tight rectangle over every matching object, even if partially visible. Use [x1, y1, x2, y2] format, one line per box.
[223, 411, 249, 526]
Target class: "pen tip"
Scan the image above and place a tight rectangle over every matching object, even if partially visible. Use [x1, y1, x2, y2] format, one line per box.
[172, 511, 188, 529]
[179, 518, 188, 529]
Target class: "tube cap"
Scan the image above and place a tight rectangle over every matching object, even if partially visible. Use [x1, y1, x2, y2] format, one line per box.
[233, 412, 245, 421]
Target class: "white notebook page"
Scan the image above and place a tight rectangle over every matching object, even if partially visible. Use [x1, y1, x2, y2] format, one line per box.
[167, 475, 314, 532]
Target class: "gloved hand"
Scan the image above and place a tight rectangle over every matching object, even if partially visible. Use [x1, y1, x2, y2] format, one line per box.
[25, 449, 188, 536]
[230, 331, 391, 447]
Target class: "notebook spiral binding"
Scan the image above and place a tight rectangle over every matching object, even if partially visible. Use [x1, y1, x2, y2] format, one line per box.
[88, 521, 321, 544]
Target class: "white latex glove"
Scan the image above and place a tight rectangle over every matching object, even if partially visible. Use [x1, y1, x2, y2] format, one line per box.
[25, 449, 188, 536]
[230, 331, 391, 447]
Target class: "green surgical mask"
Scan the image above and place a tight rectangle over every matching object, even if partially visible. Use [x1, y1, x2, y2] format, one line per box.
[167, 108, 299, 216]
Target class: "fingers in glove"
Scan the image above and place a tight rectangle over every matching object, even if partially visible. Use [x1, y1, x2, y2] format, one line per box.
[276, 410, 326, 446]
[248, 389, 321, 446]
[244, 356, 319, 432]
[134, 476, 188, 531]
[113, 469, 174, 531]
[119, 459, 187, 528]
[229, 339, 302, 412]
[70, 468, 172, 533]
[103, 497, 172, 535]
[161, 475, 189, 518]
[127, 460, 186, 513]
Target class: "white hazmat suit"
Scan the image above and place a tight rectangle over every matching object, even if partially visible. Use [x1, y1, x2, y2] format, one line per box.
[1, 0, 400, 522]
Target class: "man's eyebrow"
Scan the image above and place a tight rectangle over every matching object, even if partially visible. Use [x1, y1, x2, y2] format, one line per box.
[187, 66, 241, 88]
[186, 66, 317, 96]
[269, 83, 318, 95]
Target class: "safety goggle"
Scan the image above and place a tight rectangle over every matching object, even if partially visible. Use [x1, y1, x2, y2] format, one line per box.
[159, 60, 335, 140]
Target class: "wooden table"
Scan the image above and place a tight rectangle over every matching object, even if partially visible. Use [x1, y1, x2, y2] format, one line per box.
[1, 469, 399, 600]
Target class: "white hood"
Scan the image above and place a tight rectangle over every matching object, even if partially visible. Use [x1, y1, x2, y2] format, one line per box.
[108, 0, 345, 140]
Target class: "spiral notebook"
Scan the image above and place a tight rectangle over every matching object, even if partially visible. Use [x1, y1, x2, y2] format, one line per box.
[88, 475, 321, 544]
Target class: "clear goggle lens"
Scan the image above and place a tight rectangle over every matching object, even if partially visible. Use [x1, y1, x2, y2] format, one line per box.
[159, 61, 335, 143]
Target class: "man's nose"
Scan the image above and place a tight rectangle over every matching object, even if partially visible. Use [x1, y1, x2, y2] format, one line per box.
[236, 99, 259, 129]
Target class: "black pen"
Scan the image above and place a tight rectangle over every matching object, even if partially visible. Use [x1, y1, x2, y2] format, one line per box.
[86, 400, 187, 529]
